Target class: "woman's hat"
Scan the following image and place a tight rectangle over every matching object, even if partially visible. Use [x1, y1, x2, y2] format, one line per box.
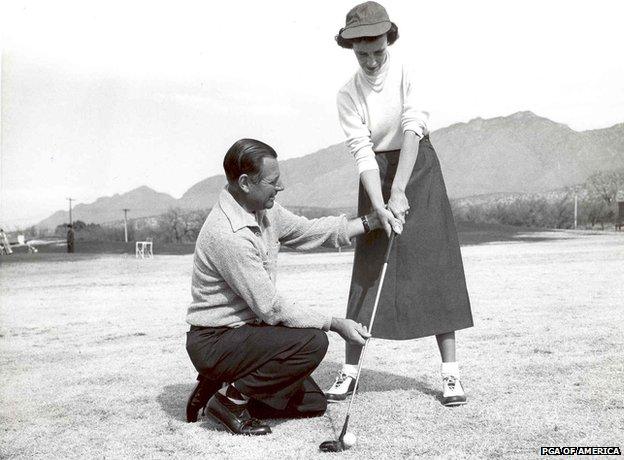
[340, 1, 392, 40]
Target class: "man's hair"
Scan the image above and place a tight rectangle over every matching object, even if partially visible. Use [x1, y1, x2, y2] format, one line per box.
[223, 138, 278, 183]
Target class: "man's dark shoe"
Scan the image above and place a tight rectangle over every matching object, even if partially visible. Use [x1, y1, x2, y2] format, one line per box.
[205, 392, 271, 436]
[186, 376, 221, 423]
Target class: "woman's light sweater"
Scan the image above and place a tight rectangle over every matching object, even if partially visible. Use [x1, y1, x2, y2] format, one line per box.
[337, 51, 429, 174]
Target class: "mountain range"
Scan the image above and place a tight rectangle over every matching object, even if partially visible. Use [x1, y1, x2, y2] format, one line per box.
[37, 111, 624, 230]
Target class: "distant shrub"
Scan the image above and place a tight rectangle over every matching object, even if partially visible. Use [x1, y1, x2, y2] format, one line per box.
[51, 209, 211, 244]
[453, 194, 575, 229]
[155, 208, 209, 243]
[452, 168, 623, 230]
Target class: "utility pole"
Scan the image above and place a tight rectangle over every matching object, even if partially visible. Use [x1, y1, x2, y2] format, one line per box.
[122, 208, 130, 243]
[574, 194, 578, 229]
[67, 198, 75, 225]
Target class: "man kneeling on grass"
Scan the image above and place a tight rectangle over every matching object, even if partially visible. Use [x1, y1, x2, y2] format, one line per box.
[185, 138, 402, 435]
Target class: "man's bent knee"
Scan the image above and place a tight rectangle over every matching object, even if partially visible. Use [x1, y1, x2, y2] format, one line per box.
[284, 381, 327, 417]
[307, 329, 329, 361]
[300, 390, 327, 415]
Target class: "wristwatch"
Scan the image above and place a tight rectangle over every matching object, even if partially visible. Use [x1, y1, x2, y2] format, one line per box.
[361, 215, 371, 233]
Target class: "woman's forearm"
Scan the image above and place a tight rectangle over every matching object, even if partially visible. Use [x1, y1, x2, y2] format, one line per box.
[359, 169, 385, 210]
[359, 166, 404, 236]
[391, 130, 420, 193]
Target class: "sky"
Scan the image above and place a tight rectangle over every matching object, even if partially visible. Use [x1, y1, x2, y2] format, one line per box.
[1, 0, 623, 228]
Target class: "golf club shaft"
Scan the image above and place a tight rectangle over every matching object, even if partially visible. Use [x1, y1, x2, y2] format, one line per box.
[341, 231, 396, 434]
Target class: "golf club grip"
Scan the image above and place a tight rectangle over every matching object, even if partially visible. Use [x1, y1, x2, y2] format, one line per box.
[383, 231, 396, 264]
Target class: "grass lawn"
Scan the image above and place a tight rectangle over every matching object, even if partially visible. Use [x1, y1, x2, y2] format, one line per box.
[1, 231, 623, 458]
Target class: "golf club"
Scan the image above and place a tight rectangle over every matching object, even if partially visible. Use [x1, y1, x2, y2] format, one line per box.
[319, 230, 396, 453]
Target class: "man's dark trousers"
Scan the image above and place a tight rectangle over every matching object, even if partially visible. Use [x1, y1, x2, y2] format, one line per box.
[186, 323, 328, 417]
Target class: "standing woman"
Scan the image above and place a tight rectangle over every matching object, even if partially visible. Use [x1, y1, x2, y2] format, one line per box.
[325, 1, 474, 406]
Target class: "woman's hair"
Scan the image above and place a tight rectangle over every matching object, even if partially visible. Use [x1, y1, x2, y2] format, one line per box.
[223, 138, 278, 183]
[335, 22, 399, 49]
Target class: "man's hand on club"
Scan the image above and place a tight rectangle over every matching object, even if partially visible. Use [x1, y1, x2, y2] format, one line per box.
[330, 318, 371, 345]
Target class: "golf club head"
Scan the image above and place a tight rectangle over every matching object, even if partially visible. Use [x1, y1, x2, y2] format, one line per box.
[319, 440, 345, 452]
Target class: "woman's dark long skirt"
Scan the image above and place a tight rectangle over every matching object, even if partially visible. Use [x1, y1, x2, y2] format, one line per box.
[346, 136, 473, 340]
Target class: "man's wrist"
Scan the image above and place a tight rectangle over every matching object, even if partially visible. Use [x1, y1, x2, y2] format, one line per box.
[361, 215, 371, 233]
[365, 212, 381, 231]
[330, 317, 348, 334]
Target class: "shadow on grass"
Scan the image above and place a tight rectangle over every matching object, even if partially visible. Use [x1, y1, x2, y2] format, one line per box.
[314, 361, 441, 442]
[158, 362, 438, 431]
[314, 361, 439, 400]
[157, 382, 292, 430]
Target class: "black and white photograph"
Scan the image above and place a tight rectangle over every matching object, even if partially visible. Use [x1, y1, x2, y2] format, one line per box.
[1, 1, 623, 458]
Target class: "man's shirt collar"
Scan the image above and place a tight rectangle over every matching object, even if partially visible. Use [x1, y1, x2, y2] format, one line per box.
[218, 187, 262, 233]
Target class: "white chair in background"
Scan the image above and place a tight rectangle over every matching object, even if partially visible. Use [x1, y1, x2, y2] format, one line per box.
[135, 241, 154, 259]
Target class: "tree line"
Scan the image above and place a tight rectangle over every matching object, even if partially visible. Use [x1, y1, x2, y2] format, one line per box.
[30, 168, 623, 243]
[49, 206, 359, 244]
[451, 169, 624, 230]
[53, 208, 210, 244]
